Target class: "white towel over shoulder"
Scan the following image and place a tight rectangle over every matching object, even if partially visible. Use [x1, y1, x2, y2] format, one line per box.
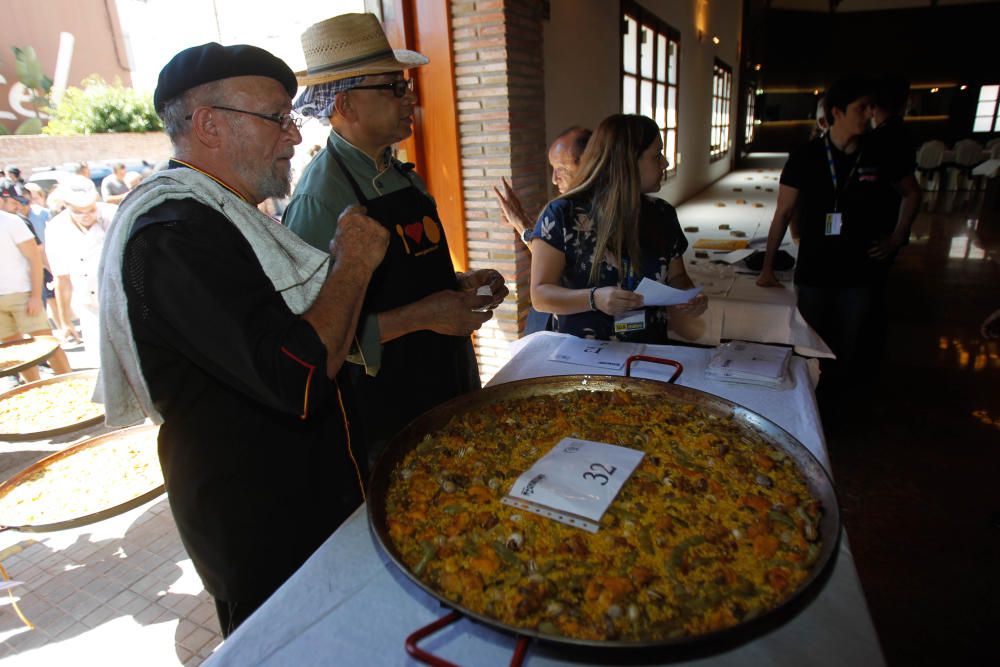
[96, 167, 330, 427]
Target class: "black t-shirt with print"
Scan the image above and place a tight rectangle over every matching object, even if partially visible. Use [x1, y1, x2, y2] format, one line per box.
[780, 135, 896, 287]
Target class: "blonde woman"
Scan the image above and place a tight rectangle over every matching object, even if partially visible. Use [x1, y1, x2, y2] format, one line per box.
[530, 114, 705, 342]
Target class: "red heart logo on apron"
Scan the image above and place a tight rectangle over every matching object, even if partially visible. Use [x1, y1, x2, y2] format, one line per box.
[405, 222, 424, 244]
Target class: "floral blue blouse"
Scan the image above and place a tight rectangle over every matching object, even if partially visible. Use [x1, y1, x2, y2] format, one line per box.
[531, 195, 688, 343]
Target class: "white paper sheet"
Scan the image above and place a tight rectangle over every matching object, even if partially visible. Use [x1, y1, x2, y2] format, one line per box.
[502, 438, 644, 532]
[716, 248, 755, 264]
[634, 278, 703, 306]
[548, 336, 642, 370]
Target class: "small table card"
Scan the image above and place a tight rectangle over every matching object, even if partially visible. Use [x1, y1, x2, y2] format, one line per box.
[501, 438, 644, 532]
[549, 337, 643, 371]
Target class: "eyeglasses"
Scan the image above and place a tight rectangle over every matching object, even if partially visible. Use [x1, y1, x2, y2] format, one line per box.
[185, 106, 303, 130]
[348, 79, 415, 98]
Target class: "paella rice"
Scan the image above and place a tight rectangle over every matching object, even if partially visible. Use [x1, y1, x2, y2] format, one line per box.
[0, 375, 103, 435]
[385, 389, 823, 641]
[0, 337, 58, 374]
[0, 427, 161, 527]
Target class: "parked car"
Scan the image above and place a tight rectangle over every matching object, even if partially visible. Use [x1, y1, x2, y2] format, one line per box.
[29, 159, 154, 197]
[27, 169, 78, 196]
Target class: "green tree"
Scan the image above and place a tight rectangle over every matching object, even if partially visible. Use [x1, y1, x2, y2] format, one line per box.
[1, 46, 53, 134]
[44, 76, 162, 135]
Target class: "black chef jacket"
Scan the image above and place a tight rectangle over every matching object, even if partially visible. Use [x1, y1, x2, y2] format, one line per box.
[122, 196, 365, 606]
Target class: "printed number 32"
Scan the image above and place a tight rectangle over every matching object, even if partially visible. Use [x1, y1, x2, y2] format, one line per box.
[582, 463, 617, 486]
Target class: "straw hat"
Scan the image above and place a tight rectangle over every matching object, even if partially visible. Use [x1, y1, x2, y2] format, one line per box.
[296, 13, 428, 86]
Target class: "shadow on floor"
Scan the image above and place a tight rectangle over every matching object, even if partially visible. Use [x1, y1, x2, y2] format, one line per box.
[820, 191, 1000, 666]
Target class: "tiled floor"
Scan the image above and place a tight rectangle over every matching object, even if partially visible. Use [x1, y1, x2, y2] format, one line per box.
[821, 186, 1000, 666]
[0, 496, 222, 665]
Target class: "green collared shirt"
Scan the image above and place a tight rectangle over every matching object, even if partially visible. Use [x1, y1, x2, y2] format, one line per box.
[284, 129, 433, 376]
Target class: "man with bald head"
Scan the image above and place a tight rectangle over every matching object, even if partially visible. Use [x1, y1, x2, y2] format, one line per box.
[493, 126, 591, 333]
[98, 42, 388, 634]
[494, 126, 591, 244]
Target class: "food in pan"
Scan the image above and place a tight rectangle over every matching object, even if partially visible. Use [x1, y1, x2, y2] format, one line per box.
[0, 374, 103, 435]
[0, 337, 57, 373]
[0, 427, 161, 527]
[385, 389, 823, 642]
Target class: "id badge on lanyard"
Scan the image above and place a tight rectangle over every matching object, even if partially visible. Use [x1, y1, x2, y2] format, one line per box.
[614, 310, 646, 333]
[823, 136, 860, 237]
[613, 258, 645, 334]
[825, 212, 843, 236]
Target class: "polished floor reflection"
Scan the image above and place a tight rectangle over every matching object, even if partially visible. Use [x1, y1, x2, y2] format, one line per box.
[823, 187, 999, 666]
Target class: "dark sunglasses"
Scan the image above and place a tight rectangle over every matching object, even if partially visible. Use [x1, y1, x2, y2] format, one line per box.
[349, 79, 415, 98]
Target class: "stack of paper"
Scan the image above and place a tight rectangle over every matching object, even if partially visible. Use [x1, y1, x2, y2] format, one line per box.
[706, 341, 792, 388]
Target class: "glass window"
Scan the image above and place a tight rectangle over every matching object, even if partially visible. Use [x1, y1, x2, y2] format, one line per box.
[657, 35, 667, 81]
[640, 26, 654, 79]
[621, 1, 680, 179]
[973, 84, 999, 134]
[710, 59, 733, 160]
[623, 17, 638, 74]
[641, 80, 653, 119]
[623, 76, 637, 115]
[745, 88, 757, 145]
[655, 83, 666, 128]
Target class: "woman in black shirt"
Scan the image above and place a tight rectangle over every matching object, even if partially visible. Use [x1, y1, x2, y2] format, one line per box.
[529, 114, 705, 342]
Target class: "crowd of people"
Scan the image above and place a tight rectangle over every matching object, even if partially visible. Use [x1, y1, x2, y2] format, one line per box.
[0, 160, 153, 378]
[0, 8, 929, 640]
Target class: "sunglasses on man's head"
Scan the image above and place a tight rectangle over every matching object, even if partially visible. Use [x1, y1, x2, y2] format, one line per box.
[349, 79, 414, 98]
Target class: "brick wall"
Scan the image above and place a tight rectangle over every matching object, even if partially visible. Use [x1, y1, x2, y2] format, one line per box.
[0, 132, 171, 174]
[451, 0, 548, 381]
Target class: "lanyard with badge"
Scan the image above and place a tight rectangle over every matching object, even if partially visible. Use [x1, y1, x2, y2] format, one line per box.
[613, 258, 645, 334]
[823, 134, 862, 237]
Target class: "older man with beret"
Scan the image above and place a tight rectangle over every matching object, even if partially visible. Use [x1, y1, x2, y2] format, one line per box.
[284, 14, 508, 463]
[98, 42, 388, 634]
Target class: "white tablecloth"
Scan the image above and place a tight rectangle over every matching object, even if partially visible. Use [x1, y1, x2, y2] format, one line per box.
[669, 165, 833, 358]
[206, 334, 882, 667]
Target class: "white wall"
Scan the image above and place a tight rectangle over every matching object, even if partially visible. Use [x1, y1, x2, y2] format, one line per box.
[543, 0, 743, 205]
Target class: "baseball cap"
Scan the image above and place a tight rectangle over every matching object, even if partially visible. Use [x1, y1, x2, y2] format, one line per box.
[0, 183, 29, 205]
[54, 175, 99, 208]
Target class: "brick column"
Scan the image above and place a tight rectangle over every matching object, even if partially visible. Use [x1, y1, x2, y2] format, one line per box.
[451, 0, 548, 382]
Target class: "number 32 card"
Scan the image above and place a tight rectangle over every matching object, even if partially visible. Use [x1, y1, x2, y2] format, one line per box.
[502, 437, 644, 533]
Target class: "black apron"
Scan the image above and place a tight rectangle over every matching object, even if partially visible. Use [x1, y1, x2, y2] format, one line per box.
[331, 151, 480, 451]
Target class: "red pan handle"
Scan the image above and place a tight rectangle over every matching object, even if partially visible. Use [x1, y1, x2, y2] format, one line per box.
[404, 611, 531, 667]
[625, 355, 684, 383]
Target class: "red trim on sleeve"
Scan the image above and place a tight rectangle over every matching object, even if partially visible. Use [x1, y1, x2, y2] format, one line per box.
[280, 346, 316, 420]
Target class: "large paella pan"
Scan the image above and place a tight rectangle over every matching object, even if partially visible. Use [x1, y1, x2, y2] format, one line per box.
[368, 373, 839, 656]
[0, 423, 162, 532]
[0, 370, 104, 441]
[0, 335, 60, 378]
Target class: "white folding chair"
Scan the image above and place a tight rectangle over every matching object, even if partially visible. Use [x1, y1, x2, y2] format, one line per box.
[915, 140, 946, 191]
[952, 139, 985, 190]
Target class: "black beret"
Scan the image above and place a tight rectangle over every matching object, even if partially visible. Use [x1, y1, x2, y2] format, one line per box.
[153, 42, 297, 113]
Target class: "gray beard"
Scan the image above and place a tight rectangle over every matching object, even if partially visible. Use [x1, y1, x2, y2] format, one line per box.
[231, 158, 291, 202]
